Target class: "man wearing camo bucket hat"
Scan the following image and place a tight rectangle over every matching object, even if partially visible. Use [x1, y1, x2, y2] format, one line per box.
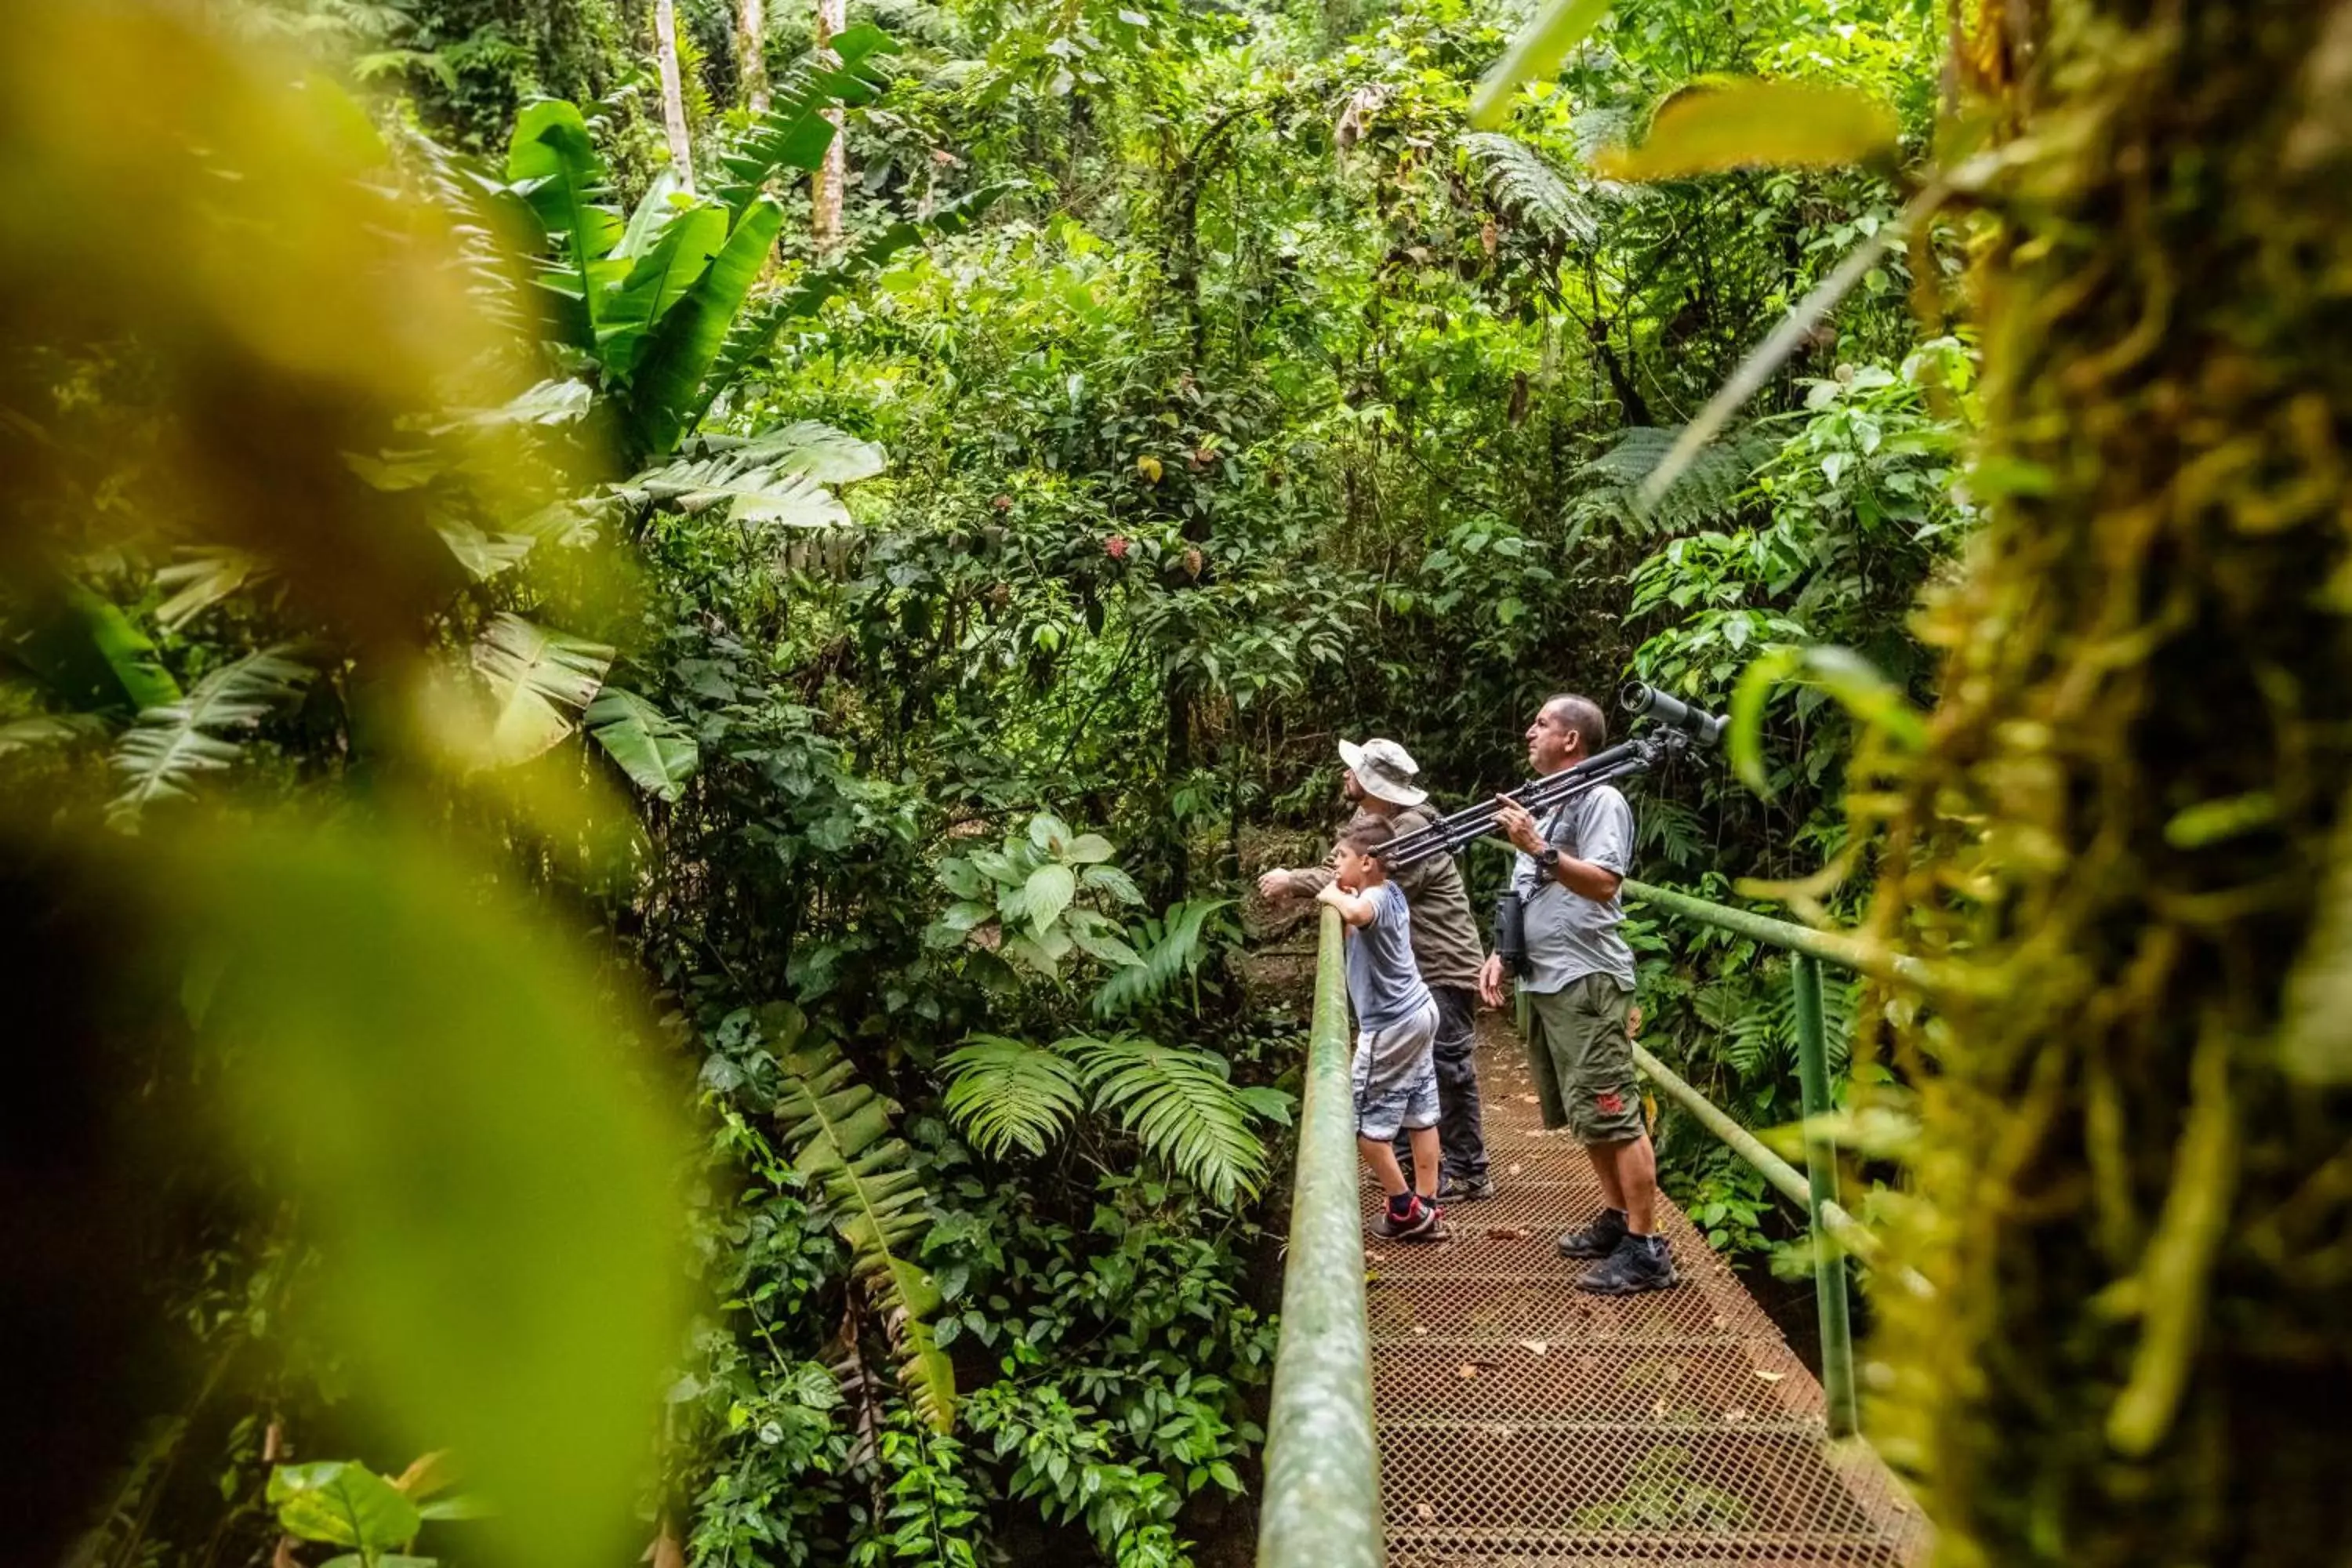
[1259, 737, 1494, 1202]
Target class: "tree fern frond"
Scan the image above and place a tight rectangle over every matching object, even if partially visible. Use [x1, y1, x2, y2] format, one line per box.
[764, 1004, 954, 1430]
[1061, 1033, 1286, 1207]
[1564, 424, 1772, 544]
[108, 645, 312, 827]
[1460, 132, 1600, 245]
[941, 1036, 1084, 1159]
[1090, 898, 1232, 1019]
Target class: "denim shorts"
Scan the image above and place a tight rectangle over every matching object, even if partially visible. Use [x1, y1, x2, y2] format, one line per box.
[1352, 997, 1441, 1142]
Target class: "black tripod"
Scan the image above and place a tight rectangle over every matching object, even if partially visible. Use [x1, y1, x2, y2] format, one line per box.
[1382, 683, 1723, 871]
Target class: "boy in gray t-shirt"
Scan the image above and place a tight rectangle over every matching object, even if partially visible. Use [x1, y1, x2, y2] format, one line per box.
[1316, 819, 1445, 1240]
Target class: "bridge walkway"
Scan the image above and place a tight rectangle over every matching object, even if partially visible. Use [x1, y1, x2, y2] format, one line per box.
[1359, 1013, 1927, 1566]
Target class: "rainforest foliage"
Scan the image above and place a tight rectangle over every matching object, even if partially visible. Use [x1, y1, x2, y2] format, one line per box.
[2, 0, 2004, 1564]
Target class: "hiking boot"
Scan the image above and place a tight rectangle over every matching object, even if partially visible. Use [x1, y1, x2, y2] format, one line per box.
[1575, 1234, 1679, 1295]
[1555, 1207, 1628, 1259]
[1373, 1196, 1445, 1242]
[1437, 1172, 1496, 1203]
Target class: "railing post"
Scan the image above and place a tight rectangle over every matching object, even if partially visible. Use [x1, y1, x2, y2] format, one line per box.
[1790, 953, 1859, 1439]
[1257, 907, 1385, 1568]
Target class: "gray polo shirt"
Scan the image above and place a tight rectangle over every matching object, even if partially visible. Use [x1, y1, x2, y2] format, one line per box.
[1512, 783, 1637, 995]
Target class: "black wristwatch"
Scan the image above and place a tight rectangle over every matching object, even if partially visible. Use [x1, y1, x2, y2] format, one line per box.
[1537, 846, 1561, 877]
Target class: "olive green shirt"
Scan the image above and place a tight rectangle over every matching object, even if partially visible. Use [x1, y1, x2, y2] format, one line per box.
[1288, 802, 1486, 992]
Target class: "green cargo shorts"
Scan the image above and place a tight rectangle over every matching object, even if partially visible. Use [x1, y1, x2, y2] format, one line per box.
[1523, 974, 1646, 1144]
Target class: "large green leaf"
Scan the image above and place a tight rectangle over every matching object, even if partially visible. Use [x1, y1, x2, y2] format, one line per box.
[765, 1007, 955, 1429]
[941, 1035, 1085, 1159]
[625, 196, 787, 458]
[1023, 861, 1076, 935]
[470, 613, 615, 767]
[597, 201, 728, 379]
[506, 100, 623, 341]
[2, 586, 180, 715]
[110, 645, 313, 827]
[268, 1461, 420, 1551]
[712, 27, 899, 216]
[584, 686, 699, 802]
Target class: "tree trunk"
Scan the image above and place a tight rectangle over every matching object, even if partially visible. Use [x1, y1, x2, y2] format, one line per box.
[810, 0, 846, 252]
[736, 0, 769, 115]
[1864, 2, 2352, 1562]
[653, 0, 695, 194]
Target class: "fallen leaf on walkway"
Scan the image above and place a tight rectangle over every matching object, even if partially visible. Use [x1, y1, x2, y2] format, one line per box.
[1725, 1406, 1751, 1423]
[1517, 1093, 1539, 1104]
[1414, 1504, 1435, 1521]
[1508, 1162, 1523, 1176]
[1515, 1338, 1549, 1355]
[1484, 1225, 1531, 1241]
[1754, 1369, 1784, 1382]
[1413, 1326, 1428, 1336]
[1457, 1359, 1500, 1380]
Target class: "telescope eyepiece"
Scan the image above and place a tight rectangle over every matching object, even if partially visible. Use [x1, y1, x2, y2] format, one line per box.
[1620, 681, 1727, 748]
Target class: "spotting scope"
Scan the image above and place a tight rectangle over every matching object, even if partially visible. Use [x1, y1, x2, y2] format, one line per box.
[1382, 682, 1726, 869]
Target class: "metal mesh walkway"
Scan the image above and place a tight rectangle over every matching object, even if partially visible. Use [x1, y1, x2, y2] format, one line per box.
[1360, 1014, 1929, 1566]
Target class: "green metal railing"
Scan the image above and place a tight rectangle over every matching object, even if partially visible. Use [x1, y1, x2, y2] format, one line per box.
[1620, 877, 1932, 1440]
[1257, 906, 1382, 1568]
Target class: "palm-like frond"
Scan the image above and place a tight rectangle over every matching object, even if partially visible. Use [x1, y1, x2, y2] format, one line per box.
[940, 1035, 1085, 1159]
[108, 645, 312, 826]
[1062, 1033, 1287, 1207]
[765, 1006, 954, 1430]
[1460, 132, 1600, 245]
[696, 183, 1009, 426]
[470, 613, 614, 767]
[712, 26, 898, 217]
[154, 546, 269, 631]
[617, 422, 881, 529]
[1090, 897, 1232, 1019]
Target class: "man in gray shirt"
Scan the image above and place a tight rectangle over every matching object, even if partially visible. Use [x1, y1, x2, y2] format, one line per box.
[1479, 694, 1675, 1294]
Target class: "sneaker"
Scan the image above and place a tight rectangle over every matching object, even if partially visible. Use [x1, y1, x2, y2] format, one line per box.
[1373, 1196, 1445, 1241]
[1555, 1207, 1628, 1259]
[1437, 1173, 1496, 1203]
[1575, 1234, 1679, 1295]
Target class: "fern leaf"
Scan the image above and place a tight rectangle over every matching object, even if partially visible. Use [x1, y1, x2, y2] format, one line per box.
[764, 1006, 954, 1429]
[1062, 1033, 1283, 1207]
[108, 646, 312, 826]
[1565, 424, 1772, 543]
[1090, 897, 1232, 1019]
[1460, 132, 1599, 245]
[941, 1036, 1084, 1159]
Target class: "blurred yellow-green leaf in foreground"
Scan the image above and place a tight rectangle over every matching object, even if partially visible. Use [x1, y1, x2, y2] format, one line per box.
[168, 815, 685, 1567]
[1597, 79, 1900, 180]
